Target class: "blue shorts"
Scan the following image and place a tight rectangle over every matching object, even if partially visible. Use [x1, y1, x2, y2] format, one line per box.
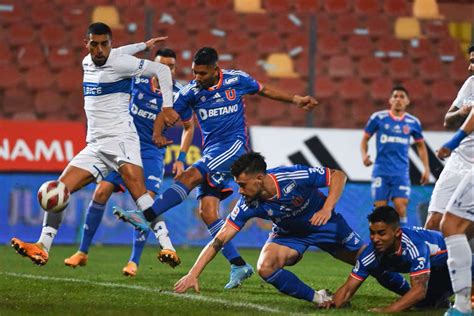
[103, 157, 164, 195]
[371, 174, 410, 201]
[193, 138, 247, 201]
[266, 213, 364, 256]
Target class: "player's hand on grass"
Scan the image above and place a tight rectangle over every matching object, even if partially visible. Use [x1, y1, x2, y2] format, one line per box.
[153, 133, 173, 148]
[436, 146, 452, 160]
[173, 161, 185, 178]
[162, 108, 180, 127]
[293, 95, 318, 111]
[174, 274, 200, 294]
[310, 208, 332, 226]
[420, 169, 430, 185]
[362, 154, 373, 166]
[145, 36, 168, 50]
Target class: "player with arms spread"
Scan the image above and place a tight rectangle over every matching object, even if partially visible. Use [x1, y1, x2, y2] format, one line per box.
[114, 47, 318, 288]
[11, 23, 174, 266]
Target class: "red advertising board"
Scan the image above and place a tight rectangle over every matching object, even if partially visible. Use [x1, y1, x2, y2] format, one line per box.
[0, 120, 86, 172]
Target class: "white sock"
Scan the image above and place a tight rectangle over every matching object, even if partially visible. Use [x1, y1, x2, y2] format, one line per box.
[136, 193, 154, 211]
[37, 226, 57, 253]
[152, 220, 175, 251]
[445, 234, 472, 314]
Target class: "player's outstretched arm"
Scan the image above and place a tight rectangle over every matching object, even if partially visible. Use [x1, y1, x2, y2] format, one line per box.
[330, 275, 363, 308]
[116, 37, 168, 56]
[257, 85, 318, 111]
[438, 107, 474, 160]
[360, 133, 373, 167]
[415, 141, 430, 185]
[374, 273, 429, 313]
[444, 104, 472, 130]
[174, 222, 239, 293]
[173, 119, 195, 178]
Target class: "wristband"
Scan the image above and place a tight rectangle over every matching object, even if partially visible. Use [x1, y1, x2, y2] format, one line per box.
[177, 151, 186, 163]
[442, 129, 468, 151]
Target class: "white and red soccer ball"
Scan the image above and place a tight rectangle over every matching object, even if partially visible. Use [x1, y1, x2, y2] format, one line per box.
[37, 180, 70, 213]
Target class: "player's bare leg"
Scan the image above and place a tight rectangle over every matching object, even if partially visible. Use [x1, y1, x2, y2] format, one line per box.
[393, 198, 408, 225]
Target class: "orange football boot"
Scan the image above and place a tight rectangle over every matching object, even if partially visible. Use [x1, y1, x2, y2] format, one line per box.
[64, 252, 88, 268]
[122, 261, 138, 277]
[158, 249, 181, 268]
[11, 238, 48, 266]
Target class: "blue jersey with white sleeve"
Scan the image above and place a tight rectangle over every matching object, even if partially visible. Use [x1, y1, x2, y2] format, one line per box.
[174, 69, 262, 149]
[129, 77, 182, 159]
[364, 110, 424, 177]
[351, 227, 447, 281]
[227, 165, 332, 234]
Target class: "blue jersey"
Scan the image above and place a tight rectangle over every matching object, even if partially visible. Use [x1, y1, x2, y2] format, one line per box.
[351, 227, 447, 281]
[129, 77, 182, 159]
[174, 69, 262, 149]
[364, 110, 424, 176]
[227, 165, 331, 235]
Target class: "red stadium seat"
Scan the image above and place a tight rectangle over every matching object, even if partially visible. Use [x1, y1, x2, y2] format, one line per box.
[257, 100, 289, 122]
[215, 11, 241, 33]
[48, 47, 76, 71]
[25, 66, 55, 90]
[326, 99, 349, 128]
[375, 37, 404, 58]
[418, 57, 444, 81]
[121, 7, 145, 27]
[205, 0, 232, 10]
[438, 38, 463, 61]
[388, 58, 414, 81]
[347, 35, 374, 57]
[366, 16, 392, 39]
[115, 0, 144, 8]
[431, 80, 459, 104]
[265, 0, 292, 13]
[16, 44, 45, 69]
[30, 4, 60, 26]
[328, 56, 354, 78]
[185, 10, 212, 32]
[2, 88, 31, 115]
[0, 65, 23, 89]
[34, 90, 64, 116]
[334, 15, 360, 38]
[162, 29, 189, 51]
[293, 54, 310, 78]
[317, 36, 343, 57]
[235, 52, 260, 74]
[383, 0, 409, 16]
[406, 38, 432, 60]
[294, 0, 320, 14]
[354, 0, 380, 15]
[0, 2, 26, 25]
[242, 14, 273, 35]
[62, 5, 91, 28]
[39, 25, 68, 48]
[273, 78, 307, 96]
[324, 0, 351, 14]
[357, 56, 386, 80]
[195, 32, 224, 50]
[274, 13, 307, 37]
[285, 33, 309, 52]
[176, 0, 200, 8]
[370, 78, 393, 101]
[339, 78, 366, 100]
[256, 33, 283, 54]
[0, 45, 13, 65]
[449, 58, 470, 84]
[225, 32, 255, 54]
[424, 20, 449, 40]
[316, 15, 334, 35]
[403, 79, 428, 102]
[7, 23, 36, 46]
[57, 67, 83, 93]
[287, 106, 309, 126]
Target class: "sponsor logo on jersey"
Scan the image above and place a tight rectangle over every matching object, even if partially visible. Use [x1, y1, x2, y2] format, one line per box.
[197, 104, 238, 120]
[380, 134, 409, 144]
[224, 77, 238, 85]
[283, 181, 296, 195]
[130, 104, 157, 120]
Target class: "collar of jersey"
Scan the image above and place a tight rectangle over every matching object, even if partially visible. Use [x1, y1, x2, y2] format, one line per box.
[268, 174, 281, 200]
[389, 110, 406, 121]
[207, 70, 223, 91]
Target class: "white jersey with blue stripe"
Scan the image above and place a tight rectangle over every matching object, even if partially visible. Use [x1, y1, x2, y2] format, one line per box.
[82, 48, 173, 143]
[451, 75, 474, 164]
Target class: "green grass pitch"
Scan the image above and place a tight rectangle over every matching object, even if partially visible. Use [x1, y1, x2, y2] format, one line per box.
[0, 245, 445, 315]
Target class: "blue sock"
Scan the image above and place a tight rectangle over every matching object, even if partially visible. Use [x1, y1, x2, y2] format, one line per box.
[79, 201, 106, 254]
[207, 219, 241, 262]
[147, 182, 190, 219]
[373, 271, 410, 295]
[129, 229, 150, 265]
[264, 268, 315, 302]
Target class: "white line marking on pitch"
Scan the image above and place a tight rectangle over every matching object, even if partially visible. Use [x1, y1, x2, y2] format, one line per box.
[1, 272, 295, 314]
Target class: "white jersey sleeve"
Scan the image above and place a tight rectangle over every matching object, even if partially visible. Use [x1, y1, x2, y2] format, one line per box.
[452, 76, 474, 109]
[116, 42, 146, 56]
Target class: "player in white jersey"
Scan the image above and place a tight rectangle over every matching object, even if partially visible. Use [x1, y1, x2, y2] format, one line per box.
[429, 45, 474, 316]
[11, 23, 174, 266]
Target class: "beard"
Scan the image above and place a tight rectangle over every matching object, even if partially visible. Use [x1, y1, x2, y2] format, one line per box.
[92, 56, 107, 67]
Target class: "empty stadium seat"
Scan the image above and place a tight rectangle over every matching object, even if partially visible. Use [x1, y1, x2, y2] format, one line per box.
[431, 80, 459, 104]
[418, 57, 444, 81]
[2, 88, 30, 116]
[48, 47, 76, 70]
[316, 15, 334, 35]
[0, 65, 22, 89]
[30, 4, 60, 26]
[354, 0, 380, 15]
[273, 78, 307, 96]
[347, 35, 374, 57]
[339, 78, 366, 100]
[25, 66, 55, 90]
[7, 23, 35, 46]
[0, 2, 26, 25]
[424, 20, 449, 40]
[383, 0, 409, 16]
[328, 56, 354, 78]
[205, 0, 233, 10]
[388, 58, 414, 80]
[438, 37, 463, 61]
[413, 0, 443, 20]
[91, 6, 123, 29]
[185, 10, 213, 32]
[62, 5, 90, 28]
[294, 0, 320, 14]
[449, 58, 470, 83]
[34, 90, 64, 116]
[195, 32, 224, 50]
[65, 92, 85, 121]
[57, 67, 83, 93]
[365, 16, 392, 39]
[255, 33, 283, 54]
[324, 0, 351, 14]
[265, 0, 292, 13]
[375, 37, 404, 58]
[370, 78, 393, 101]
[115, 0, 144, 8]
[394, 17, 422, 40]
[317, 36, 343, 57]
[406, 38, 432, 60]
[234, 0, 265, 13]
[225, 32, 255, 54]
[257, 100, 288, 121]
[0, 44, 12, 65]
[16, 44, 45, 69]
[215, 11, 241, 33]
[39, 25, 68, 48]
[334, 15, 359, 38]
[357, 56, 386, 80]
[403, 79, 428, 102]
[265, 53, 299, 78]
[242, 14, 272, 34]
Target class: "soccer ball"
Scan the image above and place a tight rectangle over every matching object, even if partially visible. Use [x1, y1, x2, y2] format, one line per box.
[37, 180, 70, 213]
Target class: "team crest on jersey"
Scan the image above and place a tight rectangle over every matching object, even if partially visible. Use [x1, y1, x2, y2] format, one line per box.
[403, 124, 410, 134]
[225, 89, 236, 101]
[292, 195, 304, 206]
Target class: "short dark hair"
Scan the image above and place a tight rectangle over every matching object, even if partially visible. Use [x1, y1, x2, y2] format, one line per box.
[368, 206, 400, 228]
[155, 47, 176, 59]
[193, 47, 218, 66]
[231, 152, 267, 178]
[469, 45, 474, 54]
[86, 22, 112, 38]
[391, 85, 409, 97]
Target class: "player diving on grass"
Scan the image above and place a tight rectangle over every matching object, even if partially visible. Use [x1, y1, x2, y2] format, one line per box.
[64, 47, 194, 276]
[173, 152, 410, 307]
[11, 23, 175, 267]
[113, 47, 318, 288]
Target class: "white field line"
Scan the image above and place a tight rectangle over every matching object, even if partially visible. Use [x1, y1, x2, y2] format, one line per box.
[1, 272, 290, 314]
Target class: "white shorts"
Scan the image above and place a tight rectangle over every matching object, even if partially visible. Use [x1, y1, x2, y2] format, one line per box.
[68, 134, 142, 182]
[428, 154, 472, 214]
[446, 169, 474, 222]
